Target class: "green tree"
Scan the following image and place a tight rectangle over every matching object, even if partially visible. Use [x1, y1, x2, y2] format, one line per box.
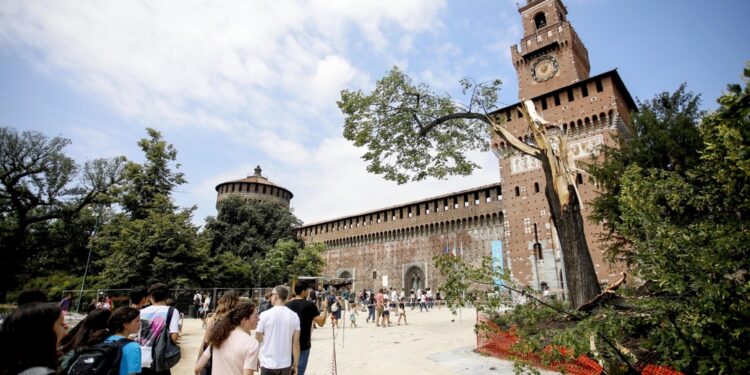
[338, 67, 600, 307]
[204, 196, 302, 259]
[203, 196, 305, 286]
[121, 128, 186, 219]
[602, 69, 750, 373]
[94, 208, 206, 288]
[288, 241, 326, 278]
[0, 127, 125, 300]
[587, 85, 705, 264]
[95, 128, 206, 288]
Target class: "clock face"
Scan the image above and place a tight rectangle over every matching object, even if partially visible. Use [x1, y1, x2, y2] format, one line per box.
[531, 56, 558, 82]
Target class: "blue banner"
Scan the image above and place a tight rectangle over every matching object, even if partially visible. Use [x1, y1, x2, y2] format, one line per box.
[491, 241, 504, 287]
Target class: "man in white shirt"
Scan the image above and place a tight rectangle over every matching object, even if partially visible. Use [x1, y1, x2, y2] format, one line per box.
[139, 283, 181, 375]
[192, 291, 203, 318]
[256, 285, 300, 375]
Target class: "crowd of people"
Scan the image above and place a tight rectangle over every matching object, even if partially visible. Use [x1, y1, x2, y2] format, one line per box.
[0, 282, 443, 375]
[0, 283, 180, 375]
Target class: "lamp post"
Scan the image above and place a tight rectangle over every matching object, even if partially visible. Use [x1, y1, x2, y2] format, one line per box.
[76, 204, 104, 312]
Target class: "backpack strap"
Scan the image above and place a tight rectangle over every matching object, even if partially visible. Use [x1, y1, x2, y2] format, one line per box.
[165, 306, 174, 330]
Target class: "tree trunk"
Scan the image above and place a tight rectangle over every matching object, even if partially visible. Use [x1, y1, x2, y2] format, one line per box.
[541, 158, 601, 308]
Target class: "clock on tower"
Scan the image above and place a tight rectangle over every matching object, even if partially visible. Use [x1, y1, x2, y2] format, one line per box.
[511, 0, 591, 100]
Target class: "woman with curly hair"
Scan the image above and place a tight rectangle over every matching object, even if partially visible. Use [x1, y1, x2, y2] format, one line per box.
[195, 303, 259, 375]
[199, 290, 240, 359]
[59, 308, 112, 370]
[0, 302, 67, 375]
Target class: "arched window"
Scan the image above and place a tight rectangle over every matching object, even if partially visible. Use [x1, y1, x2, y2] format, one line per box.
[534, 12, 547, 29]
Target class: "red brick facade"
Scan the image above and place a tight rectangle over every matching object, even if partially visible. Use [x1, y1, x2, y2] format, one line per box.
[297, 0, 636, 296]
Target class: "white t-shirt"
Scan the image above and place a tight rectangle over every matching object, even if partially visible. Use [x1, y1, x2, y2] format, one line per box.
[139, 305, 181, 346]
[256, 306, 300, 370]
[200, 327, 259, 375]
[390, 290, 398, 302]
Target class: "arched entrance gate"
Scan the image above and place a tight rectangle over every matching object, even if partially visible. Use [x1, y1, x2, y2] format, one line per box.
[403, 263, 426, 292]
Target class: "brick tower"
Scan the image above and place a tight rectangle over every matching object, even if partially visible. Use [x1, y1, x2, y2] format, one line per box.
[493, 0, 636, 296]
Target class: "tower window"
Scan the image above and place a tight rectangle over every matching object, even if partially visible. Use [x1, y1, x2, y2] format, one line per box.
[554, 93, 560, 106]
[595, 78, 604, 92]
[534, 13, 547, 30]
[541, 97, 548, 110]
[567, 89, 574, 102]
[581, 84, 589, 97]
[534, 182, 540, 193]
[373, 271, 377, 280]
[515, 186, 520, 196]
[577, 173, 584, 185]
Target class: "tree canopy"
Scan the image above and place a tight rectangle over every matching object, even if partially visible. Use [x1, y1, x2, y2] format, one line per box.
[202, 195, 323, 287]
[0, 127, 125, 300]
[92, 128, 206, 288]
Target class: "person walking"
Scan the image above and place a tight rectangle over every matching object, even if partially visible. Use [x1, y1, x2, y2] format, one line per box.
[59, 293, 72, 315]
[366, 293, 375, 323]
[374, 289, 385, 327]
[139, 283, 181, 375]
[106, 306, 142, 375]
[397, 298, 408, 325]
[388, 288, 398, 315]
[195, 303, 260, 375]
[419, 291, 428, 312]
[192, 291, 203, 319]
[200, 291, 240, 360]
[286, 281, 328, 375]
[349, 303, 359, 328]
[255, 285, 300, 375]
[130, 286, 149, 309]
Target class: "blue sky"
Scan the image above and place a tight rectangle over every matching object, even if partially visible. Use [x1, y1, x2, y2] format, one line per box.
[1, 0, 748, 226]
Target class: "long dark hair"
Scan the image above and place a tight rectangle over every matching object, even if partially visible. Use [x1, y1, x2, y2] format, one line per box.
[208, 303, 255, 349]
[108, 306, 140, 334]
[59, 308, 111, 354]
[0, 302, 61, 374]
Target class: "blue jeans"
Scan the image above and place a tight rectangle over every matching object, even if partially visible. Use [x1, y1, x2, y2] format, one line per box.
[297, 349, 311, 375]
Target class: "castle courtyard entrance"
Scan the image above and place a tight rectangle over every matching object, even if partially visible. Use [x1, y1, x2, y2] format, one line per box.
[404, 264, 425, 291]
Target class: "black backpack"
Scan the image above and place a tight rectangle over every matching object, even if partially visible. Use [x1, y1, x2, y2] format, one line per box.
[67, 338, 133, 375]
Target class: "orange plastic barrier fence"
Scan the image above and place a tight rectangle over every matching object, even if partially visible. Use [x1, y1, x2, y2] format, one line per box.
[475, 319, 684, 375]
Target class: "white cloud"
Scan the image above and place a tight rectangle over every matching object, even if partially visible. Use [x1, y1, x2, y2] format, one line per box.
[280, 136, 498, 224]
[0, 0, 446, 136]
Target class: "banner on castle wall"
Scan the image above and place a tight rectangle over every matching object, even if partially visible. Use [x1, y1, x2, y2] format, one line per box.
[491, 241, 504, 287]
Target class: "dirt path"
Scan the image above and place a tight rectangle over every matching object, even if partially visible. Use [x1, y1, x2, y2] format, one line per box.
[173, 307, 556, 375]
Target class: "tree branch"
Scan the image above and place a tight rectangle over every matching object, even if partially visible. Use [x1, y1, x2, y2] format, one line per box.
[417, 112, 491, 136]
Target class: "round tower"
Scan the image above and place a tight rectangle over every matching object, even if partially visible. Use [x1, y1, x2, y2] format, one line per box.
[215, 166, 293, 207]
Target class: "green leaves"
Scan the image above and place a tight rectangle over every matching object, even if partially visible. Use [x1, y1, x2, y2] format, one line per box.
[339, 66, 494, 184]
[0, 127, 125, 298]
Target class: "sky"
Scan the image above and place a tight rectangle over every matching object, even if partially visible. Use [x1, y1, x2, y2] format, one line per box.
[1, 0, 748, 226]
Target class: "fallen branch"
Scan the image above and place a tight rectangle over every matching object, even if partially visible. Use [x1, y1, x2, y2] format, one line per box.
[577, 272, 627, 312]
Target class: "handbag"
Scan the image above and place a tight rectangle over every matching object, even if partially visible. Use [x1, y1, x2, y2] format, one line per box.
[153, 306, 182, 371]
